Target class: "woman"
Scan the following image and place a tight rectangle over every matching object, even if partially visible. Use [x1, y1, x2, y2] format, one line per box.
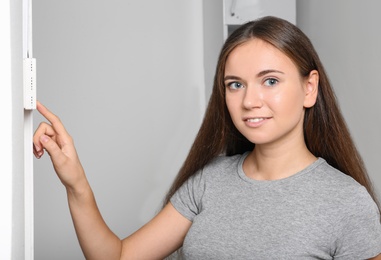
[34, 16, 381, 259]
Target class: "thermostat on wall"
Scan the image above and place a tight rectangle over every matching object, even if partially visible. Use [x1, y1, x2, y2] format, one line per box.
[23, 58, 36, 110]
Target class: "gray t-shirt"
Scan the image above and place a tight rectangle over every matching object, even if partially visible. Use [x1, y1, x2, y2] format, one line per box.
[170, 153, 381, 259]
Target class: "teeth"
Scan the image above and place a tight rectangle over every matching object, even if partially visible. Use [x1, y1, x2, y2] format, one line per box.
[247, 118, 264, 123]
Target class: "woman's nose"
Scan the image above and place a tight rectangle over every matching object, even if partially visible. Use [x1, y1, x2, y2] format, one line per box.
[243, 86, 263, 109]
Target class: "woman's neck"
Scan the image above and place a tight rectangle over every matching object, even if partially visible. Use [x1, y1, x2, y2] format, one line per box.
[243, 141, 317, 181]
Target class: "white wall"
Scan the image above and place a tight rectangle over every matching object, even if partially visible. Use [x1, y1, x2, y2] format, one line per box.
[33, 0, 208, 259]
[1, 0, 26, 259]
[297, 0, 381, 200]
[0, 1, 15, 258]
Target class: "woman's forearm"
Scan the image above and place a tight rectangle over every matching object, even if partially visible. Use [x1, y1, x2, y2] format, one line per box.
[66, 182, 122, 260]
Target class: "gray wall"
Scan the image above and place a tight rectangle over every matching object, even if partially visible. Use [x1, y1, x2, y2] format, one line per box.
[297, 0, 381, 200]
[203, 1, 224, 101]
[33, 0, 218, 259]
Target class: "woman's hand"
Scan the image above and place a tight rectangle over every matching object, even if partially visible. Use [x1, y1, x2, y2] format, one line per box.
[33, 102, 191, 259]
[33, 101, 86, 192]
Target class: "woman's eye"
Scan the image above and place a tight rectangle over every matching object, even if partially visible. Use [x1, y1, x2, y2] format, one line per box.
[227, 82, 243, 90]
[264, 78, 278, 87]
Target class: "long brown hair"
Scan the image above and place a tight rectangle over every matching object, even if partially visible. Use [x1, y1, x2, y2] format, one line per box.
[164, 16, 380, 213]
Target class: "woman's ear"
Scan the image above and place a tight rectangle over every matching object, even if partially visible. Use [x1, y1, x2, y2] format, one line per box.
[303, 70, 319, 108]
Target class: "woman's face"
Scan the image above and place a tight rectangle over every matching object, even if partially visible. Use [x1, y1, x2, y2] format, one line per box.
[224, 38, 318, 147]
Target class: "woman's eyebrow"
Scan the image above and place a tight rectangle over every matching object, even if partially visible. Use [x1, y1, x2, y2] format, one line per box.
[224, 70, 284, 82]
[224, 75, 241, 81]
[256, 69, 284, 77]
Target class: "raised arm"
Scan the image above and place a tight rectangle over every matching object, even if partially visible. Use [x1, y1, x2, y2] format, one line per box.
[33, 102, 191, 259]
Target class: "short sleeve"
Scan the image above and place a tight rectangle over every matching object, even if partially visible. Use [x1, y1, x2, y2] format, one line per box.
[170, 170, 206, 222]
[333, 187, 381, 259]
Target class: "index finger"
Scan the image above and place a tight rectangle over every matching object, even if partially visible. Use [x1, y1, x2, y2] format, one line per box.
[36, 101, 69, 136]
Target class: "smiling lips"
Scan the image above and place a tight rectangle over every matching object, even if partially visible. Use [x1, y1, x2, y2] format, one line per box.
[244, 117, 271, 126]
[247, 118, 265, 123]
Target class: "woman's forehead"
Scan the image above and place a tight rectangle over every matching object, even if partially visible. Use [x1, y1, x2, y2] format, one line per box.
[224, 39, 297, 76]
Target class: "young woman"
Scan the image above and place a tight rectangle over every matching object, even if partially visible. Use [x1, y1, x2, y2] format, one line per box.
[34, 16, 381, 259]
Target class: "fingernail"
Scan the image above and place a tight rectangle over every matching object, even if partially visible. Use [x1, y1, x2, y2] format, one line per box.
[40, 135, 49, 143]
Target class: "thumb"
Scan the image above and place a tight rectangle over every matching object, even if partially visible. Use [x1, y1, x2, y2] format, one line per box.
[40, 134, 67, 166]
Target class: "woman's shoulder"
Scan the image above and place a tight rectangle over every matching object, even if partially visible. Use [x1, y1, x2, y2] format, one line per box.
[202, 153, 247, 174]
[313, 158, 363, 188]
[189, 153, 247, 184]
[312, 159, 378, 211]
[207, 153, 246, 168]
